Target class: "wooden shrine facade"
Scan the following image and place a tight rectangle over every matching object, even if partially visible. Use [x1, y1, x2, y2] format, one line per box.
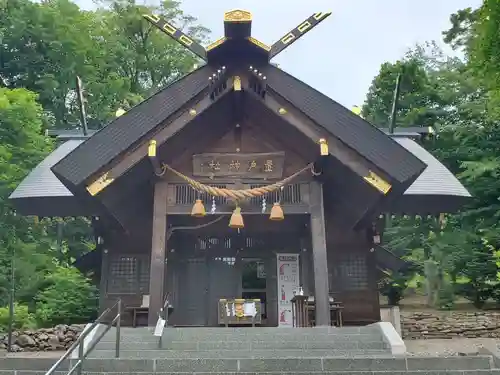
[9, 9, 471, 328]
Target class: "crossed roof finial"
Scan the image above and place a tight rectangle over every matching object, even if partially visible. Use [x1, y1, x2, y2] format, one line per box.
[143, 10, 331, 63]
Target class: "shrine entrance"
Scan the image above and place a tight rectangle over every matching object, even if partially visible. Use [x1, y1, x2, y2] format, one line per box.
[165, 214, 310, 327]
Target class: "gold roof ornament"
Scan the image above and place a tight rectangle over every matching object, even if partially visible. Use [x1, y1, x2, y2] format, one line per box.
[115, 108, 126, 117]
[224, 9, 252, 22]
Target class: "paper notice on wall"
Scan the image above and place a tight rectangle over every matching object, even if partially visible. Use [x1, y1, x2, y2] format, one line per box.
[276, 253, 300, 327]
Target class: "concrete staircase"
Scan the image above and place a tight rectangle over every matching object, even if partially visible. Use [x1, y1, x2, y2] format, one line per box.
[1, 325, 499, 374]
[90, 326, 393, 359]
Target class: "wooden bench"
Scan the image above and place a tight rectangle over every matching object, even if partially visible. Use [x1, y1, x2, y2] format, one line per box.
[125, 294, 150, 327]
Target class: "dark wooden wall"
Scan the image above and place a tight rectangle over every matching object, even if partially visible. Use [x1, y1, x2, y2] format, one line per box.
[325, 222, 380, 324]
[99, 228, 153, 326]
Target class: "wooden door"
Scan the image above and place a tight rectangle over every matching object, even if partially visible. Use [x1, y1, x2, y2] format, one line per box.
[207, 256, 239, 326]
[172, 258, 209, 326]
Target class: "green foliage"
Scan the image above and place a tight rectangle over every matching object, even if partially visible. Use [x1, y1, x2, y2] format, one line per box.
[35, 267, 98, 327]
[0, 88, 55, 308]
[365, 3, 500, 310]
[0, 0, 207, 329]
[0, 304, 36, 332]
[379, 270, 415, 306]
[0, 0, 209, 129]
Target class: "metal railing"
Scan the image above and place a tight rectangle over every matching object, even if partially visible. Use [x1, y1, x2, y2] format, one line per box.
[45, 299, 122, 375]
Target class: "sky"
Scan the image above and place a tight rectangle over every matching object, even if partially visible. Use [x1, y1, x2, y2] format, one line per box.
[75, 0, 481, 108]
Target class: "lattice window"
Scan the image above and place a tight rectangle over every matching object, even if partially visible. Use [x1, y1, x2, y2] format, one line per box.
[333, 255, 368, 291]
[107, 255, 150, 294]
[249, 184, 302, 206]
[245, 237, 265, 249]
[214, 257, 236, 266]
[197, 236, 232, 250]
[174, 184, 227, 205]
[138, 259, 150, 293]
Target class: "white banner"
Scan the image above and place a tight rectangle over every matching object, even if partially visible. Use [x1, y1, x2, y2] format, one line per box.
[276, 253, 300, 327]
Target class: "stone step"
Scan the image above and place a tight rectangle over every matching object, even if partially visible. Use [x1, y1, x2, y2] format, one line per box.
[101, 326, 381, 337]
[0, 355, 494, 373]
[98, 332, 384, 344]
[3, 372, 500, 375]
[87, 349, 390, 359]
[99, 327, 385, 343]
[94, 339, 389, 351]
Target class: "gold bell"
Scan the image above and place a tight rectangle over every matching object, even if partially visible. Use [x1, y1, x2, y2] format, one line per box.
[229, 206, 244, 229]
[191, 199, 206, 218]
[269, 202, 284, 221]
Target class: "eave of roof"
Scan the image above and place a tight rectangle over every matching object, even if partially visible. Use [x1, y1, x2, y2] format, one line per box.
[10, 140, 83, 199]
[397, 138, 470, 198]
[386, 137, 471, 214]
[9, 140, 97, 216]
[51, 65, 212, 188]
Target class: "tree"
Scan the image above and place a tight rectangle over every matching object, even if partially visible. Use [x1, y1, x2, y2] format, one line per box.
[0, 0, 212, 327]
[362, 43, 447, 129]
[362, 38, 500, 308]
[0, 0, 210, 129]
[0, 88, 55, 306]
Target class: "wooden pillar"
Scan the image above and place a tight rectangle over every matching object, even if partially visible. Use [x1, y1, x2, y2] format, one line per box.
[309, 180, 330, 326]
[148, 180, 169, 326]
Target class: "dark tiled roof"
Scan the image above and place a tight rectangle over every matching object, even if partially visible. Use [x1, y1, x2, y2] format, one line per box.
[263, 65, 426, 184]
[52, 65, 212, 186]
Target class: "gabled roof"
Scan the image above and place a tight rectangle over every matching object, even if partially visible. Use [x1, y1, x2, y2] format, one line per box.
[52, 65, 211, 187]
[10, 135, 469, 217]
[263, 65, 426, 184]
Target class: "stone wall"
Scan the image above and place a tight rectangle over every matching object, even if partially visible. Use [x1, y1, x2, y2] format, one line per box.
[402, 311, 500, 339]
[0, 324, 84, 352]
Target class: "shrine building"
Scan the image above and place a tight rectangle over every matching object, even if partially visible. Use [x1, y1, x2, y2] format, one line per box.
[10, 10, 471, 327]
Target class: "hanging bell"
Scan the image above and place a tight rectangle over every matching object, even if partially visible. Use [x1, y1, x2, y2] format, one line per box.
[229, 206, 244, 229]
[269, 202, 284, 221]
[191, 199, 206, 218]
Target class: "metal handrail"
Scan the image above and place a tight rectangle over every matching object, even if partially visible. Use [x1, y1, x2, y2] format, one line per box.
[45, 299, 122, 375]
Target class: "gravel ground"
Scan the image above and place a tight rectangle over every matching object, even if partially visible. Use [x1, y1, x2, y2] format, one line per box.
[404, 338, 499, 356]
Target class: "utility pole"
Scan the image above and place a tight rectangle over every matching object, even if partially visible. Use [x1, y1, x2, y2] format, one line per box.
[388, 72, 403, 134]
[385, 70, 404, 234]
[76, 76, 89, 136]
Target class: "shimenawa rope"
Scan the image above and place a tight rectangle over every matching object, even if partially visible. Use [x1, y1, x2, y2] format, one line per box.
[159, 163, 314, 200]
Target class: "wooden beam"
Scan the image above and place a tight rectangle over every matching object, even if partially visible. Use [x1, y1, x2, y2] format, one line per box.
[269, 12, 332, 59]
[143, 14, 207, 61]
[148, 180, 169, 326]
[246, 89, 393, 195]
[165, 204, 310, 215]
[85, 79, 233, 197]
[309, 180, 330, 326]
